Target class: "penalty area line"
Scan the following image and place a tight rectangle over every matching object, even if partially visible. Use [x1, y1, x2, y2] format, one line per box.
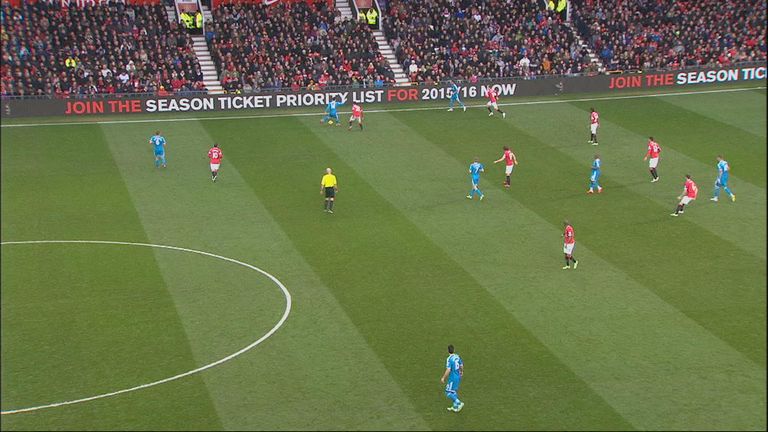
[0, 86, 764, 128]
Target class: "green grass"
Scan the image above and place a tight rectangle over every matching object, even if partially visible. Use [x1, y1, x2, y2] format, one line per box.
[1, 85, 765, 430]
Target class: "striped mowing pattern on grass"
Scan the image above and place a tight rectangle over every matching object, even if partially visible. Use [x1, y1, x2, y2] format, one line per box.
[1, 85, 765, 430]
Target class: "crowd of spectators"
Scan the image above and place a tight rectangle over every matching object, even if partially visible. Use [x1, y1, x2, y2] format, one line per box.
[1, 1, 207, 98]
[206, 1, 395, 93]
[571, 0, 767, 71]
[383, 0, 593, 83]
[2, 0, 765, 98]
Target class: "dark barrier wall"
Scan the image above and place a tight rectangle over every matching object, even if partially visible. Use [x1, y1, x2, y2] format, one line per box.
[2, 64, 765, 118]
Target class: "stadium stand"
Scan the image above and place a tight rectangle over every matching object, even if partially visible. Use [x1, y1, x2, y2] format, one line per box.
[206, 1, 396, 93]
[0, 1, 207, 97]
[570, 0, 767, 71]
[3, 0, 765, 97]
[382, 0, 591, 83]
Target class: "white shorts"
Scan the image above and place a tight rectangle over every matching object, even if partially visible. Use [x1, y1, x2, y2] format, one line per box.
[649, 157, 659, 168]
[505, 165, 514, 175]
[349, 115, 361, 123]
[487, 101, 498, 109]
[210, 163, 220, 171]
[563, 243, 575, 255]
[590, 123, 598, 134]
[680, 196, 694, 205]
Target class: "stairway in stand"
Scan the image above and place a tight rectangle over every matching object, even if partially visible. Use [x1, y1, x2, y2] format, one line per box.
[335, 0, 409, 86]
[373, 30, 409, 86]
[335, 0, 354, 18]
[565, 23, 604, 73]
[164, 5, 177, 24]
[193, 5, 224, 94]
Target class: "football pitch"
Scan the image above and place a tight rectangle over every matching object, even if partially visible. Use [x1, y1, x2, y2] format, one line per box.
[1, 85, 766, 430]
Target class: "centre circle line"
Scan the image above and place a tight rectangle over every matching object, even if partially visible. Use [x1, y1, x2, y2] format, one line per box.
[0, 240, 292, 415]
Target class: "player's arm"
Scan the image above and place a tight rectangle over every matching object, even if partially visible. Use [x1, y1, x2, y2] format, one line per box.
[334, 179, 339, 192]
[320, 180, 325, 194]
[643, 147, 650, 160]
[459, 364, 464, 377]
[493, 155, 504, 164]
[511, 152, 518, 165]
[440, 367, 450, 383]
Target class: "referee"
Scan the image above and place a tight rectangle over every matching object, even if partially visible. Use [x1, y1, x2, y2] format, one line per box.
[320, 167, 338, 213]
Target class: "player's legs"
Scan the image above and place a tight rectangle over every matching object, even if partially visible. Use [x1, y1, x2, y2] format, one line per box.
[154, 153, 162, 167]
[673, 196, 691, 215]
[449, 96, 456, 110]
[590, 124, 598, 144]
[504, 165, 514, 187]
[720, 175, 734, 199]
[474, 180, 484, 199]
[332, 113, 341, 125]
[649, 158, 658, 180]
[160, 153, 167, 168]
[210, 163, 219, 181]
[445, 381, 462, 410]
[487, 101, 493, 115]
[712, 179, 722, 199]
[563, 243, 577, 268]
[468, 182, 476, 198]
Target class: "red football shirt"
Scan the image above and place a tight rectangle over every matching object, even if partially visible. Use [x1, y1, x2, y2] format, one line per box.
[487, 88, 498, 103]
[564, 225, 575, 244]
[208, 147, 223, 164]
[684, 179, 698, 198]
[503, 150, 516, 166]
[352, 104, 363, 117]
[590, 111, 599, 125]
[646, 140, 661, 158]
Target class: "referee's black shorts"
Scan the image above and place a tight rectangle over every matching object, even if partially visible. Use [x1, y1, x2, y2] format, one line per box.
[324, 187, 336, 198]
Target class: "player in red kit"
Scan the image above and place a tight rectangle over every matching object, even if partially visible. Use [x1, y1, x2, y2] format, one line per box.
[671, 174, 698, 216]
[643, 137, 661, 182]
[207, 143, 223, 182]
[486, 88, 506, 118]
[589, 108, 599, 145]
[562, 220, 578, 269]
[348, 103, 363, 131]
[493, 146, 518, 188]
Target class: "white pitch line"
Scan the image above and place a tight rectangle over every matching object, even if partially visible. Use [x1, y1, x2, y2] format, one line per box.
[1, 86, 764, 128]
[0, 240, 292, 415]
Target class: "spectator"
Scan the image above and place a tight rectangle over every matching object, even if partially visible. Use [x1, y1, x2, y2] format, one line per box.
[570, 0, 767, 71]
[207, 2, 395, 92]
[0, 1, 206, 97]
[384, 0, 585, 82]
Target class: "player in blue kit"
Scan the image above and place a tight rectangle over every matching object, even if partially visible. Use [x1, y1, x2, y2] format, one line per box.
[710, 155, 736, 202]
[321, 96, 344, 125]
[150, 131, 166, 168]
[467, 158, 485, 200]
[440, 344, 465, 412]
[447, 80, 466, 112]
[587, 154, 602, 194]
